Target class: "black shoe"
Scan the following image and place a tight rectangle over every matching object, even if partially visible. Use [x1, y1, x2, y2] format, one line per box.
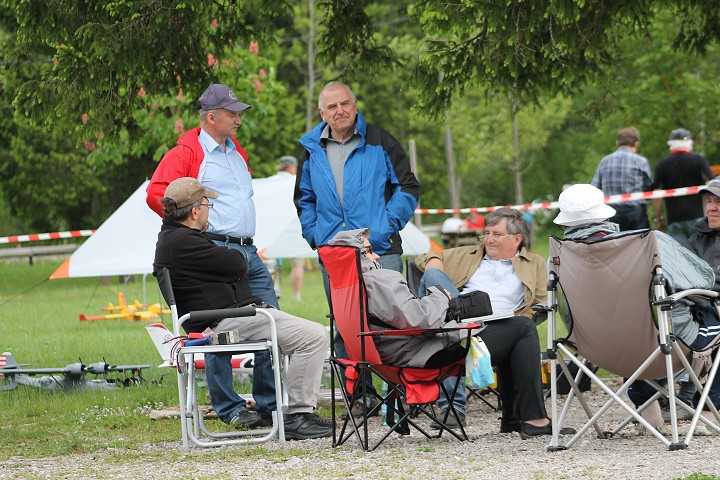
[229, 410, 265, 429]
[256, 415, 274, 427]
[430, 410, 466, 430]
[519, 421, 576, 439]
[500, 419, 521, 433]
[284, 412, 333, 440]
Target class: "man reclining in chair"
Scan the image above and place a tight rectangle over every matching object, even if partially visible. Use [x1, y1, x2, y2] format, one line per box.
[328, 228, 563, 439]
[553, 183, 720, 434]
[153, 177, 332, 440]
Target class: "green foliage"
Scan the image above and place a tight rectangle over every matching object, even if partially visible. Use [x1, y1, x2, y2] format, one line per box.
[4, 0, 720, 231]
[409, 0, 654, 115]
[315, 0, 396, 77]
[5, 0, 294, 140]
[678, 475, 720, 480]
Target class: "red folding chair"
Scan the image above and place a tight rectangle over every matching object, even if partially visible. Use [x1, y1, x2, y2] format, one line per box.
[319, 244, 478, 451]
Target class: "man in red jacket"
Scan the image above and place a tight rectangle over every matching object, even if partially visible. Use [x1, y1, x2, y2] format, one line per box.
[147, 84, 278, 428]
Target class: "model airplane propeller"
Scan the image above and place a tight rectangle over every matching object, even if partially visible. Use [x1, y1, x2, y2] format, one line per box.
[0, 352, 151, 391]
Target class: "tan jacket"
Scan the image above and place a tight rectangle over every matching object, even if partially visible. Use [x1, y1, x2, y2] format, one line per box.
[414, 243, 547, 318]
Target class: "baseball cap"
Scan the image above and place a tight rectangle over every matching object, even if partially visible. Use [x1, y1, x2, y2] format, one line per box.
[553, 184, 617, 227]
[163, 177, 218, 209]
[669, 128, 692, 141]
[699, 176, 720, 198]
[198, 84, 251, 112]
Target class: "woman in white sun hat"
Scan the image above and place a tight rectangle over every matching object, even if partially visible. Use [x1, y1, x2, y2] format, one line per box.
[554, 183, 720, 433]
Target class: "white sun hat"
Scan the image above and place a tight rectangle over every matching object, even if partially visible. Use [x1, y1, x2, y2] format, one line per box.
[553, 184, 617, 227]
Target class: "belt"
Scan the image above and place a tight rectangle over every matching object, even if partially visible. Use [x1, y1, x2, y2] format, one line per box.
[204, 232, 254, 246]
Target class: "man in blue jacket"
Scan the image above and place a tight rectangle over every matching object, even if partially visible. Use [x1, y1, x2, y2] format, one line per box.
[294, 81, 420, 415]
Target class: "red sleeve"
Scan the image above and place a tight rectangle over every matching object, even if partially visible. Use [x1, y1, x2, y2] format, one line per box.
[146, 146, 194, 216]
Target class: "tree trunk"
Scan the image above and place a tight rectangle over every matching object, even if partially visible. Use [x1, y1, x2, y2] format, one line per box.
[444, 113, 459, 210]
[305, 0, 316, 132]
[510, 95, 524, 204]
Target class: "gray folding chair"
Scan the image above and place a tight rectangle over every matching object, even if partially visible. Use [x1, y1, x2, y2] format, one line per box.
[544, 230, 720, 451]
[155, 267, 288, 448]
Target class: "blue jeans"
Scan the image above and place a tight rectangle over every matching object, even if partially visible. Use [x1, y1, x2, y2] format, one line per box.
[418, 268, 467, 415]
[629, 304, 720, 410]
[321, 253, 403, 402]
[205, 242, 278, 422]
[609, 204, 649, 231]
[667, 218, 703, 249]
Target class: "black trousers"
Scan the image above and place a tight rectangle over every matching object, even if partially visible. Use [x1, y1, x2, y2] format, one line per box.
[481, 316, 548, 422]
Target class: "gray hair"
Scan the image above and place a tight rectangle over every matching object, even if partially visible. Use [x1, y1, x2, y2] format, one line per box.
[199, 109, 216, 125]
[485, 208, 530, 250]
[160, 197, 203, 221]
[317, 81, 356, 109]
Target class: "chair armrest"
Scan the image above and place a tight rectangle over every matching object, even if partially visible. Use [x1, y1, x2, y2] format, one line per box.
[360, 323, 482, 337]
[179, 306, 257, 329]
[657, 289, 719, 307]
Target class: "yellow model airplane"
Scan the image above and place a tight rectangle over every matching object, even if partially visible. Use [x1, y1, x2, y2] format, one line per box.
[79, 292, 170, 322]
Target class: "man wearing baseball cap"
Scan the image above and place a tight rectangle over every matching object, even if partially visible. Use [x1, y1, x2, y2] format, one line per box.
[153, 178, 332, 439]
[652, 128, 713, 247]
[146, 84, 281, 429]
[689, 178, 720, 291]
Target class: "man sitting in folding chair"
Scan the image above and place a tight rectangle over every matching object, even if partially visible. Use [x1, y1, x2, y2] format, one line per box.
[328, 228, 563, 439]
[153, 177, 331, 440]
[554, 184, 720, 435]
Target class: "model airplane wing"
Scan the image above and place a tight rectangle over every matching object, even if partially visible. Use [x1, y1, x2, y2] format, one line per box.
[0, 363, 85, 377]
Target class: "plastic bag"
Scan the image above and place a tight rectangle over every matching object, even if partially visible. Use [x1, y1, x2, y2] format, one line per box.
[465, 336, 494, 390]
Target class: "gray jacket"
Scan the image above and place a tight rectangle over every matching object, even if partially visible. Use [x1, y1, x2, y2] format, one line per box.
[688, 218, 720, 292]
[564, 222, 714, 344]
[328, 229, 467, 367]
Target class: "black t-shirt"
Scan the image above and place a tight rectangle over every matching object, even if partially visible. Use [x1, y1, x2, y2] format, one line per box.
[653, 151, 713, 224]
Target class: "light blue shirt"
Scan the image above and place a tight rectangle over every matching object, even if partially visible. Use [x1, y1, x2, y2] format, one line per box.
[197, 129, 255, 237]
[461, 255, 524, 314]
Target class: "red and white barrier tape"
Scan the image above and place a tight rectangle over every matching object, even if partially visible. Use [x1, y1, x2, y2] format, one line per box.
[414, 186, 702, 215]
[0, 230, 95, 245]
[0, 186, 705, 243]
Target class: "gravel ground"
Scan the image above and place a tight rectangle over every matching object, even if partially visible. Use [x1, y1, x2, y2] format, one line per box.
[3, 381, 720, 480]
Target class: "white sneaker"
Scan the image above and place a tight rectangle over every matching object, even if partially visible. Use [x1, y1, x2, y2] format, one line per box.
[635, 424, 670, 436]
[693, 424, 717, 436]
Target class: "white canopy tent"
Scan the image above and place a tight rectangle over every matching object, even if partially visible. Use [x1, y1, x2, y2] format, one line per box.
[51, 176, 432, 280]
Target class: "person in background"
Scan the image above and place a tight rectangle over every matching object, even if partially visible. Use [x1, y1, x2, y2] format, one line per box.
[592, 126, 654, 231]
[653, 128, 713, 247]
[464, 212, 485, 230]
[264, 155, 306, 301]
[441, 213, 466, 249]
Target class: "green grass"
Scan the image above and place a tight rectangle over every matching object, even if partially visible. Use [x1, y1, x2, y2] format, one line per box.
[0, 257, 331, 459]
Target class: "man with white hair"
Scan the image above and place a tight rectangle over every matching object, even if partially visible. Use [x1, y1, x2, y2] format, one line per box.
[652, 128, 713, 247]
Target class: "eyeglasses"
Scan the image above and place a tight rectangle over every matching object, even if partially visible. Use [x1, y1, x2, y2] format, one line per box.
[196, 202, 213, 209]
[361, 245, 374, 255]
[478, 231, 517, 241]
